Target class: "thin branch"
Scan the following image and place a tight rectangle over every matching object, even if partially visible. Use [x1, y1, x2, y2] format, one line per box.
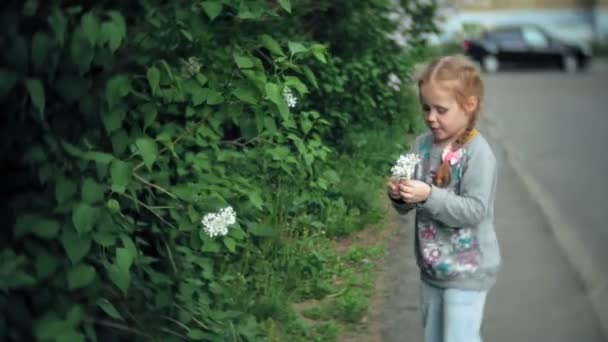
[174, 304, 210, 330]
[118, 192, 177, 229]
[133, 172, 178, 199]
[89, 318, 154, 339]
[134, 118, 207, 172]
[164, 239, 178, 275]
[160, 327, 189, 340]
[161, 315, 191, 333]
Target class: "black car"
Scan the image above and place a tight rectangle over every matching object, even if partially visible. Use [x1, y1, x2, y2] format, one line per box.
[462, 24, 592, 72]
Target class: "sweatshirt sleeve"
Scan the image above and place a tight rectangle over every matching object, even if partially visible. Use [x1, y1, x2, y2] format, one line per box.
[420, 141, 497, 228]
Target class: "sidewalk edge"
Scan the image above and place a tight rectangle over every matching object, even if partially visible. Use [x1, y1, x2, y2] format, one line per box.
[482, 115, 608, 339]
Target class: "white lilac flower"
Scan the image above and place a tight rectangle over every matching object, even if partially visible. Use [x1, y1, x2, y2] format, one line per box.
[390, 153, 420, 180]
[387, 73, 402, 91]
[283, 87, 297, 108]
[201, 206, 237, 237]
[181, 56, 202, 78]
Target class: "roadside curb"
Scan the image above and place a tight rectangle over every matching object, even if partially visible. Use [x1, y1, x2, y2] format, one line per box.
[481, 115, 608, 339]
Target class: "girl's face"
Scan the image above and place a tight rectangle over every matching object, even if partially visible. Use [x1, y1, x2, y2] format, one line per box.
[419, 81, 475, 146]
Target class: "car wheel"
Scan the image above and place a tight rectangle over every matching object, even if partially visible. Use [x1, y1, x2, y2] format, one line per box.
[562, 54, 578, 73]
[482, 55, 499, 73]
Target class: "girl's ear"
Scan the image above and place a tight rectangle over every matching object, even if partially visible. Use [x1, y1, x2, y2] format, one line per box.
[463, 96, 479, 114]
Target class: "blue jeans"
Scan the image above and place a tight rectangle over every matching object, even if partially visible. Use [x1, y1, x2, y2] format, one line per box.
[421, 281, 488, 342]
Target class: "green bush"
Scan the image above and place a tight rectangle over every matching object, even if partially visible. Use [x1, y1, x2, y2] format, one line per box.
[0, 0, 437, 340]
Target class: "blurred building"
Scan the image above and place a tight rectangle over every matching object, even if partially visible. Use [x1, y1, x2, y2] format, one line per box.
[438, 0, 608, 43]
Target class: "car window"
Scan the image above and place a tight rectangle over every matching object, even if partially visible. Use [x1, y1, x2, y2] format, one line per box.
[522, 27, 549, 48]
[491, 29, 522, 44]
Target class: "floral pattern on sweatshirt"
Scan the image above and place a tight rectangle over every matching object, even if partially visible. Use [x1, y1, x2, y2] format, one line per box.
[415, 138, 481, 280]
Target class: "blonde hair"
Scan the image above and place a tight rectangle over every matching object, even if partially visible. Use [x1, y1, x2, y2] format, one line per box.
[417, 55, 484, 187]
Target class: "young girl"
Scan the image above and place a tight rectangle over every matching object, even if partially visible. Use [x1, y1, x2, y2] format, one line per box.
[387, 55, 500, 342]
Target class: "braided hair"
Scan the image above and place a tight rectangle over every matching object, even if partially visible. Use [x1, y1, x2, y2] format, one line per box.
[416, 55, 484, 187]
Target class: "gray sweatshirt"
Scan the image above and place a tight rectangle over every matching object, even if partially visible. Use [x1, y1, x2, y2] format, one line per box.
[392, 131, 500, 290]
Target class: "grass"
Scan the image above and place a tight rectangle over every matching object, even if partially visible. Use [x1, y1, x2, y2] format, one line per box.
[282, 199, 398, 341]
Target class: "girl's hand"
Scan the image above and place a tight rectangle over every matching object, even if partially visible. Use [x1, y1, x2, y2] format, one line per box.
[399, 180, 431, 203]
[387, 179, 402, 201]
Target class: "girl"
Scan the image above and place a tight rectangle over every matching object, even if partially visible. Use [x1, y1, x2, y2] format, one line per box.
[387, 55, 500, 342]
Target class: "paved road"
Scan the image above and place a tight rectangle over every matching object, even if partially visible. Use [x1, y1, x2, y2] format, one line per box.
[483, 60, 608, 338]
[379, 60, 608, 341]
[482, 132, 605, 341]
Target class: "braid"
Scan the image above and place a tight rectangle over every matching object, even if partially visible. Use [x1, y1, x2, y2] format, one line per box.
[433, 113, 479, 187]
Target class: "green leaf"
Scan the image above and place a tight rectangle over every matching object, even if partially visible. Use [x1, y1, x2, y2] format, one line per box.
[57, 331, 86, 342]
[48, 8, 67, 46]
[67, 263, 96, 289]
[35, 251, 59, 279]
[0, 69, 19, 98]
[61, 140, 84, 158]
[247, 191, 264, 210]
[206, 90, 224, 105]
[32, 218, 61, 239]
[70, 29, 94, 73]
[22, 0, 38, 17]
[232, 84, 258, 104]
[202, 1, 223, 20]
[188, 329, 206, 340]
[97, 298, 124, 321]
[248, 223, 277, 237]
[31, 32, 52, 72]
[82, 178, 105, 204]
[147, 66, 160, 95]
[140, 103, 157, 130]
[101, 108, 126, 133]
[238, 1, 263, 19]
[136, 138, 158, 169]
[302, 65, 318, 89]
[311, 43, 327, 63]
[2, 271, 37, 288]
[284, 76, 308, 95]
[223, 237, 236, 253]
[278, 0, 292, 13]
[66, 305, 84, 326]
[61, 227, 92, 264]
[233, 53, 254, 69]
[110, 129, 129, 155]
[288, 41, 307, 56]
[260, 34, 284, 56]
[196, 73, 208, 86]
[34, 318, 69, 340]
[107, 264, 130, 294]
[190, 86, 208, 106]
[25, 78, 45, 115]
[55, 177, 77, 204]
[201, 239, 220, 253]
[180, 29, 193, 41]
[110, 160, 131, 193]
[81, 12, 100, 45]
[72, 203, 98, 233]
[265, 83, 289, 123]
[100, 12, 126, 52]
[106, 74, 130, 108]
[121, 235, 137, 258]
[93, 232, 116, 247]
[116, 248, 134, 272]
[83, 151, 114, 164]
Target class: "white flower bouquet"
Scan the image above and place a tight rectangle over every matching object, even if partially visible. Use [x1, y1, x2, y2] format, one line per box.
[390, 153, 420, 182]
